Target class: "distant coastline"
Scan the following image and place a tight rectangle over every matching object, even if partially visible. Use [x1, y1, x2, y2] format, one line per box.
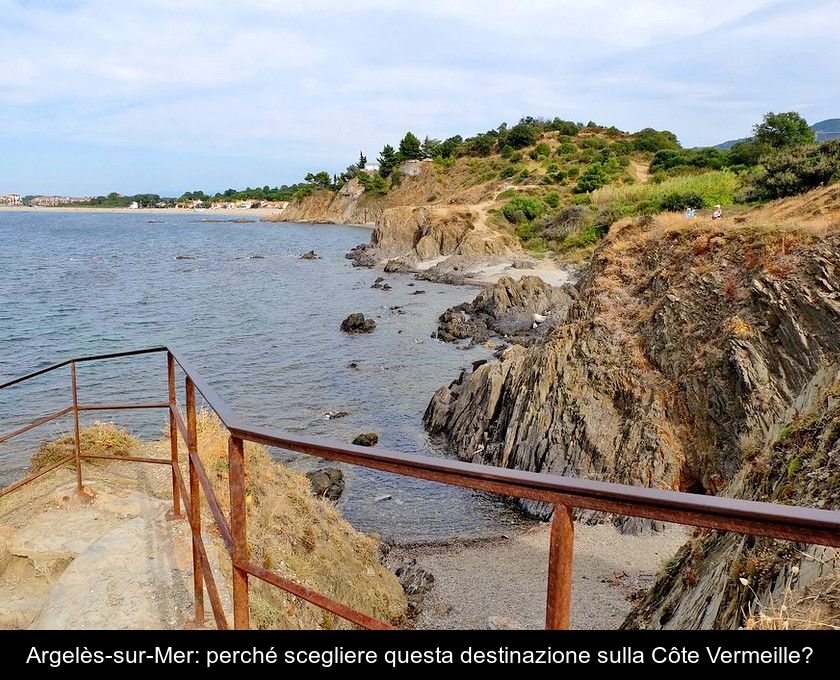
[0, 205, 284, 217]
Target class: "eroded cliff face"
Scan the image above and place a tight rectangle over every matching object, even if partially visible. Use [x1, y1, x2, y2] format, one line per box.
[623, 382, 840, 629]
[425, 215, 840, 528]
[266, 167, 521, 263]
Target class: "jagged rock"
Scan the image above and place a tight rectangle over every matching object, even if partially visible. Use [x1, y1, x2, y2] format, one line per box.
[382, 283, 392, 291]
[370, 276, 385, 289]
[384, 258, 414, 273]
[624, 381, 840, 629]
[340, 313, 376, 333]
[324, 411, 349, 420]
[306, 468, 345, 501]
[425, 220, 840, 531]
[300, 250, 319, 260]
[352, 433, 379, 447]
[434, 275, 574, 347]
[391, 558, 434, 597]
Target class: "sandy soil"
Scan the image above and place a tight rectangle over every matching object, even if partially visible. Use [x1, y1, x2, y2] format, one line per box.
[396, 522, 688, 630]
[0, 205, 284, 218]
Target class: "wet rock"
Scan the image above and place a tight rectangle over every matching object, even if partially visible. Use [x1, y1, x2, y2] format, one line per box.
[249, 254, 265, 259]
[340, 313, 376, 333]
[306, 468, 345, 501]
[324, 411, 349, 420]
[381, 283, 392, 291]
[346, 362, 360, 370]
[300, 250, 319, 260]
[434, 275, 574, 347]
[410, 290, 427, 296]
[370, 276, 385, 289]
[384, 258, 414, 273]
[352, 432, 379, 447]
[346, 244, 376, 268]
[175, 255, 194, 260]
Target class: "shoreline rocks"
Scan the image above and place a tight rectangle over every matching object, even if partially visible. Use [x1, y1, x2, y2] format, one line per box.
[352, 432, 379, 447]
[340, 313, 376, 333]
[306, 468, 345, 501]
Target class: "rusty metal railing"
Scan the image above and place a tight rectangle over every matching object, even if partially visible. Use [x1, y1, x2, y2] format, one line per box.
[2, 346, 840, 630]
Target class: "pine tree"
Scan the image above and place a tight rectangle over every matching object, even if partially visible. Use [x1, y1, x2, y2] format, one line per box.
[357, 151, 367, 169]
[398, 132, 422, 161]
[378, 144, 398, 177]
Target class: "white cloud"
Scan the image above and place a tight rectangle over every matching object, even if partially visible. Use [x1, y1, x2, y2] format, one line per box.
[0, 0, 835, 194]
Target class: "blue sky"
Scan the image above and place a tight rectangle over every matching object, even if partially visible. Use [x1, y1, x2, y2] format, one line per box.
[1, 0, 837, 196]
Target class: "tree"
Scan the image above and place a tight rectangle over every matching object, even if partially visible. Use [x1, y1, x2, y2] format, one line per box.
[357, 151, 367, 169]
[632, 128, 680, 152]
[753, 111, 815, 149]
[304, 171, 332, 189]
[398, 132, 422, 161]
[575, 163, 608, 193]
[438, 135, 462, 158]
[378, 144, 399, 177]
[421, 136, 441, 159]
[507, 123, 538, 149]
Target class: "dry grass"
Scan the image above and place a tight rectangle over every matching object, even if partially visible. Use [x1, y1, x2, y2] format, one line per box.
[30, 421, 138, 472]
[9, 417, 407, 630]
[163, 410, 407, 629]
[744, 561, 840, 630]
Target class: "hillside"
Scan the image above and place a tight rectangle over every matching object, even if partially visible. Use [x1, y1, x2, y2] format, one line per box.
[425, 186, 840, 529]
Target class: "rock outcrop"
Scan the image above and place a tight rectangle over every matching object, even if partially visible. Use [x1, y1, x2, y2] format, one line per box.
[340, 313, 376, 334]
[425, 216, 840, 529]
[434, 275, 575, 346]
[623, 381, 840, 629]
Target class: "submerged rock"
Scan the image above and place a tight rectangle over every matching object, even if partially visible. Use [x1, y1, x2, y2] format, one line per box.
[352, 432, 379, 447]
[300, 250, 319, 260]
[306, 468, 345, 501]
[340, 313, 376, 333]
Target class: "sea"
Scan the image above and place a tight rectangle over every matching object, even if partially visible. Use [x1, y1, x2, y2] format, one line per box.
[0, 210, 528, 542]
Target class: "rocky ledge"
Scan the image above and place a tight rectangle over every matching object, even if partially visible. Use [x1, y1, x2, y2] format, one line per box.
[425, 217, 840, 532]
[433, 275, 576, 347]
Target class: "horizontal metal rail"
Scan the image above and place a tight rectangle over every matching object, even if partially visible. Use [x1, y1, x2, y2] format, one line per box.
[3, 345, 840, 632]
[0, 405, 72, 445]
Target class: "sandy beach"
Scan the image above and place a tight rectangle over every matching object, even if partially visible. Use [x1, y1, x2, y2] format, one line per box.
[395, 522, 688, 630]
[0, 205, 285, 218]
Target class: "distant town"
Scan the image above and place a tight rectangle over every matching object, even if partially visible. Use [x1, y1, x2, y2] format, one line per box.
[0, 192, 288, 210]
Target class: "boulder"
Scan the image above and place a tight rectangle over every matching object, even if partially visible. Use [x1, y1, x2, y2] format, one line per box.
[306, 468, 345, 501]
[300, 250, 319, 260]
[340, 313, 376, 333]
[352, 432, 379, 447]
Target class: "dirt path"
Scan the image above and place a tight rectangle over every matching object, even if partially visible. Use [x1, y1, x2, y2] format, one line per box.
[630, 159, 651, 184]
[396, 522, 687, 629]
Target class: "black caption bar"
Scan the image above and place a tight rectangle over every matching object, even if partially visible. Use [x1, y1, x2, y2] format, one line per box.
[9, 630, 829, 673]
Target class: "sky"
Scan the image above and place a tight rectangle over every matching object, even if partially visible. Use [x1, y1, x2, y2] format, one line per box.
[1, 0, 838, 197]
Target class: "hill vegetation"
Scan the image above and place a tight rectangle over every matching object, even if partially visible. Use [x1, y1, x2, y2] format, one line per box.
[276, 111, 840, 260]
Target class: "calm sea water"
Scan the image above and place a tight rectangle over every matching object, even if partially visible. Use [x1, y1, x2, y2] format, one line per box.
[0, 210, 527, 542]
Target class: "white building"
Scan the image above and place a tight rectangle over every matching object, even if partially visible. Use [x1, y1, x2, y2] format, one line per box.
[363, 163, 380, 173]
[0, 193, 22, 206]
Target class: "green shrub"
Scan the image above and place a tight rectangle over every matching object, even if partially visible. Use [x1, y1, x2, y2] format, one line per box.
[507, 123, 538, 149]
[500, 145, 515, 159]
[499, 165, 518, 179]
[516, 169, 531, 181]
[567, 166, 580, 178]
[556, 142, 576, 156]
[575, 163, 608, 193]
[544, 191, 560, 208]
[658, 190, 705, 212]
[509, 151, 523, 163]
[744, 140, 840, 199]
[502, 195, 547, 223]
[534, 142, 551, 157]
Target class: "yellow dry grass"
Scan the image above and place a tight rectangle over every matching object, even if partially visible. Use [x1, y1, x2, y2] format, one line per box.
[4, 418, 407, 630]
[162, 411, 407, 629]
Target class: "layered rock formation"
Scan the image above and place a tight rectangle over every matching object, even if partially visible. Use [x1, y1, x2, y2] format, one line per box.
[623, 382, 840, 629]
[425, 216, 840, 529]
[434, 275, 576, 346]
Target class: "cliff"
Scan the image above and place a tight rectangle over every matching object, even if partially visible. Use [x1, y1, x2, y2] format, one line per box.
[266, 164, 522, 265]
[425, 191, 840, 529]
[623, 381, 840, 629]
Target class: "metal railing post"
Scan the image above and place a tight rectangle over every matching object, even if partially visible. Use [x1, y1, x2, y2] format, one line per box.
[70, 362, 84, 494]
[545, 504, 574, 630]
[167, 353, 181, 517]
[229, 435, 250, 629]
[185, 376, 205, 624]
